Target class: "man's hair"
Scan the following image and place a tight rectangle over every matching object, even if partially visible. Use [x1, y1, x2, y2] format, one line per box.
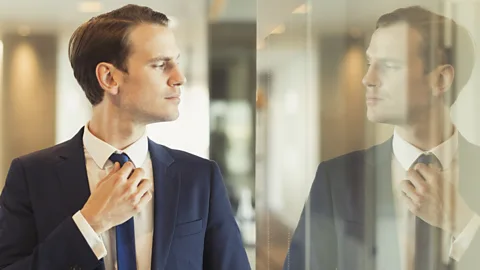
[68, 4, 169, 105]
[376, 6, 475, 106]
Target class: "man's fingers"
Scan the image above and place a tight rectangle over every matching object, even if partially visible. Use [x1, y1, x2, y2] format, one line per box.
[128, 168, 146, 187]
[414, 163, 441, 185]
[401, 191, 420, 215]
[130, 179, 153, 203]
[97, 162, 120, 187]
[116, 161, 135, 179]
[136, 179, 153, 198]
[399, 180, 423, 206]
[113, 162, 121, 172]
[407, 168, 429, 195]
[134, 190, 153, 212]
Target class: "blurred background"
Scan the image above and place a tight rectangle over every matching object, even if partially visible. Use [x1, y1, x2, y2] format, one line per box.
[0, 0, 256, 267]
[256, 0, 480, 268]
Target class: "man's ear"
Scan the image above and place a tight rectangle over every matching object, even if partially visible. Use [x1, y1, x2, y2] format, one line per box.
[95, 62, 122, 95]
[430, 64, 454, 97]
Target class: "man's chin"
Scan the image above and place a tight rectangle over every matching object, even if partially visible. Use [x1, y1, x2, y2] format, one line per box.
[366, 113, 404, 126]
[145, 111, 180, 124]
[366, 111, 389, 124]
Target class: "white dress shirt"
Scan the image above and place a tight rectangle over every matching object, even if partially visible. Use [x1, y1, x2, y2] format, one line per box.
[391, 128, 480, 270]
[71, 124, 154, 270]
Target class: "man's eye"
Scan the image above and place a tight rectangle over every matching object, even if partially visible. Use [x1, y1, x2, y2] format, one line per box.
[153, 63, 166, 69]
[386, 64, 400, 70]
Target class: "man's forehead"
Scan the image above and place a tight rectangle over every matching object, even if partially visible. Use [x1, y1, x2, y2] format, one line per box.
[128, 23, 180, 57]
[367, 23, 422, 58]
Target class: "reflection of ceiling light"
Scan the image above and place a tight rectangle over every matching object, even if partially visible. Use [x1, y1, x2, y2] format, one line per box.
[293, 4, 309, 14]
[18, 26, 31, 37]
[77, 1, 102, 13]
[209, 0, 226, 21]
[271, 24, 285, 35]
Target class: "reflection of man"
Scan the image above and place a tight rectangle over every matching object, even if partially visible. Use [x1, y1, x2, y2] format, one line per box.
[210, 115, 229, 176]
[0, 4, 250, 270]
[285, 6, 478, 270]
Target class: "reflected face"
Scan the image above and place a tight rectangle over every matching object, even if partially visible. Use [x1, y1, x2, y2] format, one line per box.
[362, 22, 432, 125]
[115, 23, 185, 124]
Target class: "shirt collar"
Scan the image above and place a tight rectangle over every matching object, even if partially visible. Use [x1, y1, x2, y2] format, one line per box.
[392, 127, 458, 170]
[82, 123, 149, 169]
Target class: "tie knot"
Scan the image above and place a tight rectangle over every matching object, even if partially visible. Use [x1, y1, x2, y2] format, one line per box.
[109, 153, 130, 166]
[413, 153, 442, 170]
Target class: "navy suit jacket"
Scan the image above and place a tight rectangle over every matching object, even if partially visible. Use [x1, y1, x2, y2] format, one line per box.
[284, 136, 480, 270]
[0, 128, 251, 270]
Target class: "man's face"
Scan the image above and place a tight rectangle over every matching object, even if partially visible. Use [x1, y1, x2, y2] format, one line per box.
[115, 23, 185, 124]
[363, 22, 433, 125]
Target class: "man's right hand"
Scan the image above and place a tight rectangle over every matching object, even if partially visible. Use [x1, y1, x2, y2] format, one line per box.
[80, 162, 153, 234]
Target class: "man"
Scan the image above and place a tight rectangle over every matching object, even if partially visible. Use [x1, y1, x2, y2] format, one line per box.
[0, 4, 250, 270]
[284, 6, 479, 270]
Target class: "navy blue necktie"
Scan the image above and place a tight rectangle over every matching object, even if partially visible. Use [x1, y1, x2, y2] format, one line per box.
[109, 153, 137, 270]
[412, 153, 449, 270]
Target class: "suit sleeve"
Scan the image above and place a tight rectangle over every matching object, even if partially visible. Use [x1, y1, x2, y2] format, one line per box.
[202, 161, 251, 270]
[0, 158, 101, 270]
[283, 162, 338, 270]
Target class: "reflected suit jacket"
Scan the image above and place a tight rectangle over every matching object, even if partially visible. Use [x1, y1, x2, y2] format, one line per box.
[284, 136, 480, 270]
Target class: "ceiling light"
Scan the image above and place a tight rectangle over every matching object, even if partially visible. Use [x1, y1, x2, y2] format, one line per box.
[78, 1, 102, 13]
[17, 26, 31, 37]
[271, 24, 285, 35]
[292, 4, 309, 14]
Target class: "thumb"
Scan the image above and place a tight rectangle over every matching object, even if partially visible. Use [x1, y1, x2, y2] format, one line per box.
[97, 162, 120, 187]
[111, 162, 121, 174]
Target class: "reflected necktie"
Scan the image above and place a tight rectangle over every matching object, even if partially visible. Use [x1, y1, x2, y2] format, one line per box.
[109, 153, 137, 270]
[412, 153, 444, 270]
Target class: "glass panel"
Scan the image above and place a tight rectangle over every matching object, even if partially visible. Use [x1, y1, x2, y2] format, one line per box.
[258, 0, 480, 269]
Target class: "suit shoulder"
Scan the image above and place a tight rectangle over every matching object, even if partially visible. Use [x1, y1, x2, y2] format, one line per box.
[320, 141, 387, 171]
[13, 140, 71, 165]
[321, 148, 368, 168]
[162, 146, 213, 167]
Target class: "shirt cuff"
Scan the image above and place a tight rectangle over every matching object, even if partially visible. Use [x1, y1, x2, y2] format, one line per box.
[450, 214, 480, 261]
[72, 211, 107, 260]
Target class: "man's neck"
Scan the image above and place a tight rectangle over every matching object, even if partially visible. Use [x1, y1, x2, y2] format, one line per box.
[395, 107, 454, 151]
[88, 106, 147, 150]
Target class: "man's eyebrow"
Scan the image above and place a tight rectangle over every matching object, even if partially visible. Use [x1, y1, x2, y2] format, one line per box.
[365, 54, 404, 64]
[148, 54, 180, 63]
[378, 58, 404, 64]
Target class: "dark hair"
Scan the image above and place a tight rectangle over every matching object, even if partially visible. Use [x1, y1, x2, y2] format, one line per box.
[68, 4, 169, 105]
[376, 6, 475, 106]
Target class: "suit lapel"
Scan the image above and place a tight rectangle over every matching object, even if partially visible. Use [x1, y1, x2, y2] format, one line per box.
[149, 140, 181, 270]
[365, 137, 401, 270]
[55, 128, 105, 270]
[55, 128, 92, 218]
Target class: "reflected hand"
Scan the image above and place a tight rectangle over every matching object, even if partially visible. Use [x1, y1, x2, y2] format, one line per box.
[399, 163, 473, 237]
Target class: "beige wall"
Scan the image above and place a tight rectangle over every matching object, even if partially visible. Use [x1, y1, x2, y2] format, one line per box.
[1, 34, 57, 187]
